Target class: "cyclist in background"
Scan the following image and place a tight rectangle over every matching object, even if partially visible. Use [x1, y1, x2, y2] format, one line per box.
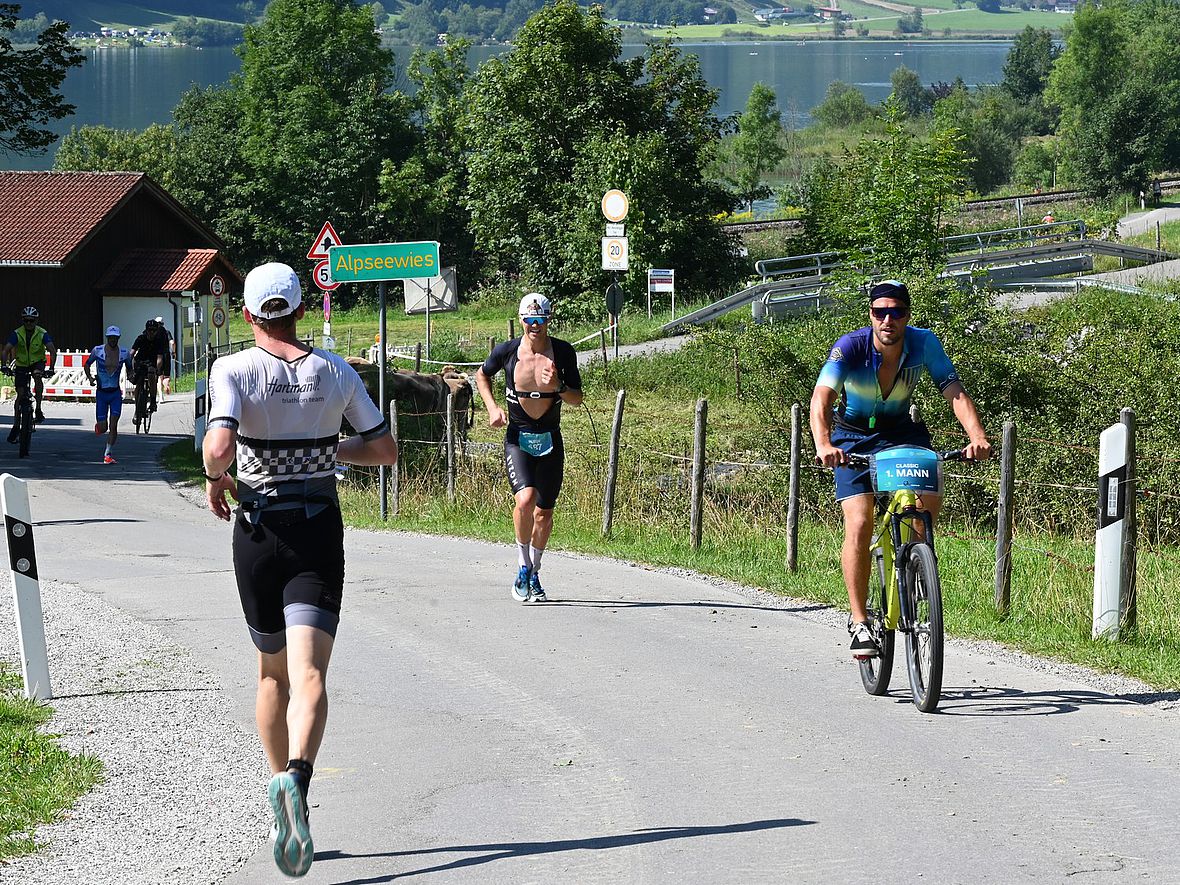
[131, 319, 167, 426]
[3, 306, 57, 428]
[810, 280, 991, 658]
[154, 315, 175, 397]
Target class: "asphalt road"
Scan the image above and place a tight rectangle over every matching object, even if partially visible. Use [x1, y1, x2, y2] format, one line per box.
[6, 394, 1180, 884]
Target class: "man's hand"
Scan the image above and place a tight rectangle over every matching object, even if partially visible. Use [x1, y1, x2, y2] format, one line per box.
[816, 442, 847, 468]
[539, 359, 558, 388]
[964, 437, 992, 461]
[84, 374, 93, 386]
[486, 404, 507, 428]
[205, 474, 240, 521]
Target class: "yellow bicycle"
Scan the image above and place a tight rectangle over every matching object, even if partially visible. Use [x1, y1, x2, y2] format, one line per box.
[846, 446, 969, 713]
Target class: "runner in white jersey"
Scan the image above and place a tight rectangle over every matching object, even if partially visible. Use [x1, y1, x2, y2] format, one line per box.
[202, 262, 397, 879]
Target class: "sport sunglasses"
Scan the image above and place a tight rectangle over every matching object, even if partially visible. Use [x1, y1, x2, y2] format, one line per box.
[871, 306, 909, 320]
[522, 316, 548, 326]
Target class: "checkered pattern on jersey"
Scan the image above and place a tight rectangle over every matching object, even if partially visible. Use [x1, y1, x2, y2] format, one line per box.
[237, 433, 340, 481]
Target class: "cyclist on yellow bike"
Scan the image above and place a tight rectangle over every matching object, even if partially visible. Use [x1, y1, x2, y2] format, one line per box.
[810, 280, 991, 658]
[3, 306, 57, 430]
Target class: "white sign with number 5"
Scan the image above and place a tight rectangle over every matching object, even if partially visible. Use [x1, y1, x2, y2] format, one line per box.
[313, 259, 340, 292]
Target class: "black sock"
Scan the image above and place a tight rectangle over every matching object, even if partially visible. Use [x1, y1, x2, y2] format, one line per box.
[286, 758, 313, 801]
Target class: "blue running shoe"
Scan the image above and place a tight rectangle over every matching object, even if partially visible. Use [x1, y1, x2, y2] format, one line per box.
[528, 571, 547, 602]
[512, 565, 531, 602]
[268, 771, 313, 877]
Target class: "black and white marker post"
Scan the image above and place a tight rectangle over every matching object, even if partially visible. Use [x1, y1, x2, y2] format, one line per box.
[1093, 421, 1129, 640]
[2, 473, 50, 700]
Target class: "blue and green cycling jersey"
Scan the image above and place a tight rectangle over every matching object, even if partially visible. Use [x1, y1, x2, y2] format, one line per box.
[816, 326, 961, 430]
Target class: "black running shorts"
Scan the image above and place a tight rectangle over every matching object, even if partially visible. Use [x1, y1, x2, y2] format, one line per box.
[504, 428, 565, 510]
[232, 505, 345, 653]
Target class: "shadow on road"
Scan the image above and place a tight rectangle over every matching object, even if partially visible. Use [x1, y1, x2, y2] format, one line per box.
[924, 685, 1180, 716]
[52, 686, 221, 701]
[318, 818, 815, 883]
[36, 517, 144, 526]
[553, 598, 828, 614]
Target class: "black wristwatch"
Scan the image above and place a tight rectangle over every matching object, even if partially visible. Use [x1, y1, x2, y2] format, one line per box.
[557, 383, 568, 395]
[203, 471, 225, 482]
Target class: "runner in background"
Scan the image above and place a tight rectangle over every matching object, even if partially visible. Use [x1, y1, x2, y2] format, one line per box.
[83, 325, 133, 465]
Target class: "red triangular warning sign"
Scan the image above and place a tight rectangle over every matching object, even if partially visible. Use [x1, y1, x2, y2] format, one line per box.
[307, 221, 343, 260]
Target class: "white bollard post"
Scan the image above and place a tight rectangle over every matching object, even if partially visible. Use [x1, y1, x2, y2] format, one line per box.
[1093, 423, 1128, 640]
[2, 474, 51, 699]
[194, 376, 207, 452]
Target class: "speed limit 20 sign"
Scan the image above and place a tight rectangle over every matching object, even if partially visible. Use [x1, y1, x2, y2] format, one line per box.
[601, 236, 629, 271]
[313, 259, 340, 292]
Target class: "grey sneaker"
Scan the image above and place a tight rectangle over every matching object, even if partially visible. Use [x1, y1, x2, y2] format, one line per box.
[268, 772, 313, 877]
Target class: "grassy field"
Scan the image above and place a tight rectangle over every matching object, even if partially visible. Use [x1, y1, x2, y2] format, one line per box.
[1122, 212, 1180, 254]
[162, 332, 1180, 689]
[653, 9, 1068, 39]
[0, 665, 102, 862]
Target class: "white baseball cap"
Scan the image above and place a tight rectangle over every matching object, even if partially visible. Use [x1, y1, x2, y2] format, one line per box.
[244, 262, 303, 319]
[154, 315, 164, 324]
[105, 325, 120, 337]
[518, 292, 552, 318]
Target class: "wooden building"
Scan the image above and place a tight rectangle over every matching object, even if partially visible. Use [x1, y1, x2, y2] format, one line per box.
[0, 171, 241, 352]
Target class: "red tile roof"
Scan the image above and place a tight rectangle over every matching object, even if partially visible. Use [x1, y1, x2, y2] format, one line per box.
[95, 248, 232, 292]
[0, 171, 146, 264]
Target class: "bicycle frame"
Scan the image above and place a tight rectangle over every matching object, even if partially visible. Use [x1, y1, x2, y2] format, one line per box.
[870, 490, 935, 632]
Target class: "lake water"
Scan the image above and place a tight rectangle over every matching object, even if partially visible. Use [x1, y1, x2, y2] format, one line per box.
[4, 39, 1011, 171]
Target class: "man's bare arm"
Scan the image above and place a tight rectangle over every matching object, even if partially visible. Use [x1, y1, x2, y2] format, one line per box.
[942, 382, 992, 460]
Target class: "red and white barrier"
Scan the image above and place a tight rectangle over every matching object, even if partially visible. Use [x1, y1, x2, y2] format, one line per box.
[38, 351, 134, 401]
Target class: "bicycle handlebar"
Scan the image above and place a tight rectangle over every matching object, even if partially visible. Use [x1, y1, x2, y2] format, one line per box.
[837, 449, 974, 469]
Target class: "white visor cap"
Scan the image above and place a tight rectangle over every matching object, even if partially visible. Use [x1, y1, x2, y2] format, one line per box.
[518, 293, 552, 318]
[244, 262, 302, 319]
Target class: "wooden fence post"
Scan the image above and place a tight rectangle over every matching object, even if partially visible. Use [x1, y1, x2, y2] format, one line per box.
[445, 391, 456, 504]
[786, 403, 802, 572]
[734, 349, 742, 397]
[994, 420, 1016, 617]
[507, 318, 515, 341]
[414, 342, 422, 372]
[1121, 407, 1137, 630]
[389, 399, 399, 517]
[600, 328, 608, 366]
[488, 336, 495, 354]
[690, 398, 708, 549]
[602, 389, 626, 538]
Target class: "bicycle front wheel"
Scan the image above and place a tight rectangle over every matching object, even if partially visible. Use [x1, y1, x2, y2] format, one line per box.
[135, 385, 148, 433]
[904, 543, 944, 713]
[859, 548, 896, 695]
[18, 403, 31, 457]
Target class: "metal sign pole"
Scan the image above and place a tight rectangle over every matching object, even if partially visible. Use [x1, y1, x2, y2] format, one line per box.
[3, 474, 50, 700]
[425, 278, 432, 362]
[379, 281, 388, 521]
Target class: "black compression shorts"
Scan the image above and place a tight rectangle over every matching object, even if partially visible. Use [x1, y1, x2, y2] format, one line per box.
[504, 428, 565, 510]
[232, 505, 345, 653]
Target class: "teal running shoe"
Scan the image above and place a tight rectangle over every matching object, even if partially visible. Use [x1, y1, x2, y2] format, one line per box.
[511, 565, 531, 602]
[268, 771, 313, 877]
[528, 571, 547, 602]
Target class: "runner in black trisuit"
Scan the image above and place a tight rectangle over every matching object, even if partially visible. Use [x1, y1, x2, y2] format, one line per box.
[475, 293, 584, 602]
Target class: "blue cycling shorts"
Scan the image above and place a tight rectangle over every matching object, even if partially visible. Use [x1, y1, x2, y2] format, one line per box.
[831, 421, 932, 501]
[95, 389, 123, 423]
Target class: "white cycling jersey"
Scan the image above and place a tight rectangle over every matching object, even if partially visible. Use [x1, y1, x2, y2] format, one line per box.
[208, 346, 385, 508]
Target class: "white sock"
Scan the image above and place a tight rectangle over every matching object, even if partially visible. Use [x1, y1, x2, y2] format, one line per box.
[517, 543, 532, 569]
[530, 545, 544, 572]
[104, 444, 112, 456]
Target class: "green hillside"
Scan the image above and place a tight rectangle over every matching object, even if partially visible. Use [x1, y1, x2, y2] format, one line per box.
[22, 0, 245, 30]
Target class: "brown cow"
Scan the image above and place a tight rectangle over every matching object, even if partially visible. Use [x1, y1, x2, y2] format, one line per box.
[345, 357, 473, 449]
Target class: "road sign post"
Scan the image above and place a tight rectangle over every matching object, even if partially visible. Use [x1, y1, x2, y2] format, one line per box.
[648, 268, 674, 320]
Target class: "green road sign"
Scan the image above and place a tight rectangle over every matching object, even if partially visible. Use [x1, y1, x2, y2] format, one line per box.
[327, 241, 440, 283]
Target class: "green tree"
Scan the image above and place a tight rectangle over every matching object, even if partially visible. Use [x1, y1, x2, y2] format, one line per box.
[0, 3, 84, 155]
[463, 1, 738, 315]
[1001, 26, 1060, 103]
[1047, 0, 1180, 195]
[802, 99, 966, 274]
[725, 82, 786, 211]
[228, 0, 415, 270]
[812, 80, 874, 128]
[889, 65, 930, 118]
[54, 124, 179, 189]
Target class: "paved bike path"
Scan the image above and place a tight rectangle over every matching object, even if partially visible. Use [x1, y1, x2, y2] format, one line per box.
[5, 398, 1180, 883]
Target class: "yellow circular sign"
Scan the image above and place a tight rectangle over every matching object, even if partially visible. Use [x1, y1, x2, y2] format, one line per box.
[601, 189, 629, 223]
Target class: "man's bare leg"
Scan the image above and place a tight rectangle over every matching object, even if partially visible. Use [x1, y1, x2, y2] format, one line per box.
[840, 494, 875, 624]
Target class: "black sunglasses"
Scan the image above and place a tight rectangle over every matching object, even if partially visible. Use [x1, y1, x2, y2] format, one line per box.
[871, 306, 909, 320]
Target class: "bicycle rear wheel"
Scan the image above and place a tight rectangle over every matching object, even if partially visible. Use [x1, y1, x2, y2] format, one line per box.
[142, 406, 152, 434]
[135, 384, 148, 434]
[904, 543, 944, 713]
[858, 548, 895, 695]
